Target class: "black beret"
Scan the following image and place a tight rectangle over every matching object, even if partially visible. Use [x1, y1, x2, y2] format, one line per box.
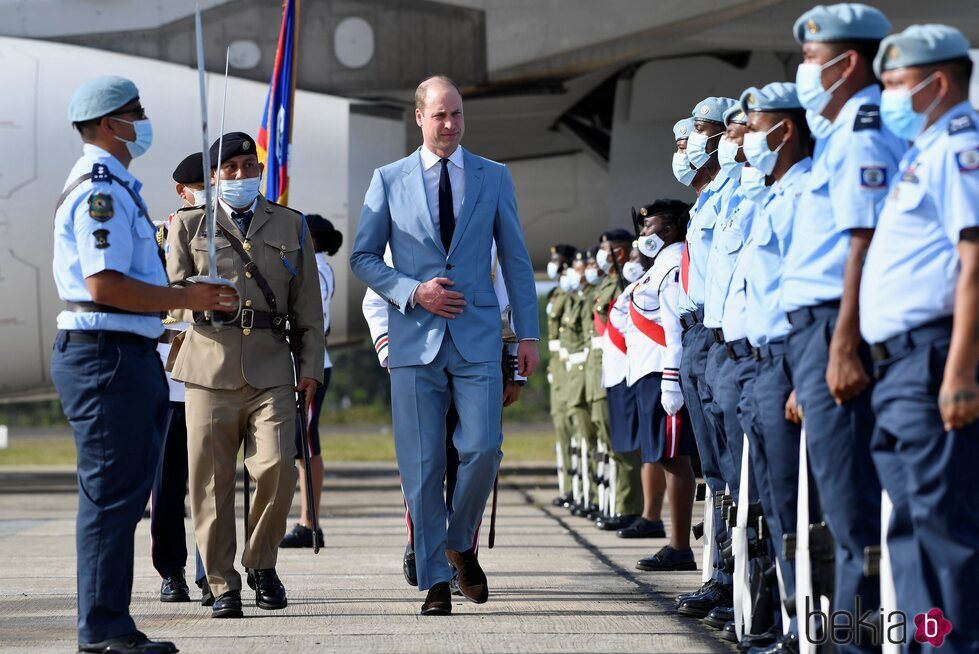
[172, 152, 205, 184]
[635, 199, 692, 232]
[584, 247, 598, 261]
[573, 250, 587, 263]
[209, 131, 258, 168]
[549, 244, 577, 261]
[306, 213, 343, 255]
[600, 228, 633, 244]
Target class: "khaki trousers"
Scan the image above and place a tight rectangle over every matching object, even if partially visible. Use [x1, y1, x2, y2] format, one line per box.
[185, 383, 298, 597]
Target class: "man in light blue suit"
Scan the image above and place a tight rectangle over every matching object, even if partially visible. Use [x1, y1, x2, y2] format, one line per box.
[350, 75, 540, 615]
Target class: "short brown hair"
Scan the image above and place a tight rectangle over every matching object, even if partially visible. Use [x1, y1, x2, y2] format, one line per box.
[415, 75, 460, 113]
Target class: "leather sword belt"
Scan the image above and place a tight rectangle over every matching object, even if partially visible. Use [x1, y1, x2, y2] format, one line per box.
[234, 308, 290, 334]
[66, 301, 158, 317]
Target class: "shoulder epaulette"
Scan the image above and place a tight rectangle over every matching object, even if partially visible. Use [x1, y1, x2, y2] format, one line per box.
[853, 104, 881, 132]
[266, 199, 303, 217]
[949, 114, 977, 136]
[90, 163, 112, 184]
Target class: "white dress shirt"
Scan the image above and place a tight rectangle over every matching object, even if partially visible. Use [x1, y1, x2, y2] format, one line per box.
[419, 144, 465, 235]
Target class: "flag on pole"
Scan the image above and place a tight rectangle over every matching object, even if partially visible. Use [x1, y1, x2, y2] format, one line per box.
[257, 0, 299, 204]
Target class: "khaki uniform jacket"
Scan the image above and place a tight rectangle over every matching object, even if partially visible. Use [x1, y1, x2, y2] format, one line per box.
[585, 274, 619, 403]
[560, 288, 588, 407]
[165, 195, 325, 390]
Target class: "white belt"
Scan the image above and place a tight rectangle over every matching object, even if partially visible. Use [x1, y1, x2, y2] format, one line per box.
[548, 339, 561, 353]
[559, 347, 569, 361]
[567, 349, 589, 366]
[592, 336, 604, 349]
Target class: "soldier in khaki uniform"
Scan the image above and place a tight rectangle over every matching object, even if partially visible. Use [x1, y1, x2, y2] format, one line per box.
[546, 245, 576, 507]
[562, 250, 599, 517]
[588, 229, 644, 531]
[165, 132, 324, 619]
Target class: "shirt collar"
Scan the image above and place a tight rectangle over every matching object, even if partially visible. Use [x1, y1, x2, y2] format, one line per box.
[831, 84, 881, 134]
[83, 143, 139, 190]
[774, 157, 813, 195]
[219, 197, 258, 216]
[420, 144, 466, 171]
[915, 100, 975, 152]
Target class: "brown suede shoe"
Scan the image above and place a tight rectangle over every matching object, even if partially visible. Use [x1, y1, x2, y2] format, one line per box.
[421, 582, 452, 615]
[446, 548, 488, 604]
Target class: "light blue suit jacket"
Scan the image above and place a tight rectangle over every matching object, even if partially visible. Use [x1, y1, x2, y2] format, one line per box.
[350, 147, 540, 368]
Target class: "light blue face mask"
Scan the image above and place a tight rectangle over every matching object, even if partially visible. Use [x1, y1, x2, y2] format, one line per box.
[110, 117, 153, 159]
[806, 110, 834, 140]
[672, 152, 697, 186]
[219, 177, 262, 209]
[795, 51, 850, 115]
[742, 121, 786, 176]
[686, 130, 722, 168]
[880, 73, 942, 141]
[740, 166, 770, 202]
[717, 137, 744, 180]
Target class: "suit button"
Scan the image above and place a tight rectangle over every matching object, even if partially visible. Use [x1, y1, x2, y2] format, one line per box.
[245, 272, 252, 279]
[245, 300, 253, 307]
[446, 263, 453, 270]
[242, 328, 251, 336]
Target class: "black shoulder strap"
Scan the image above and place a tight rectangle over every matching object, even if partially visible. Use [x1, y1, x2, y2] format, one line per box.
[221, 227, 278, 314]
[55, 174, 92, 214]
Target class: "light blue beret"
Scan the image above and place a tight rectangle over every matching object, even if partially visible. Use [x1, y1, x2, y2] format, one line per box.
[68, 76, 140, 123]
[793, 3, 890, 44]
[874, 24, 972, 78]
[740, 82, 803, 115]
[724, 105, 748, 126]
[692, 97, 738, 125]
[673, 117, 695, 141]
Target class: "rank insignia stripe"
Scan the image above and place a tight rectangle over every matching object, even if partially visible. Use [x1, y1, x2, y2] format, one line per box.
[859, 165, 887, 189]
[949, 115, 977, 135]
[88, 193, 114, 221]
[956, 148, 979, 172]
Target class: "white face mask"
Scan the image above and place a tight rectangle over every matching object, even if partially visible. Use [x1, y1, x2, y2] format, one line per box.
[742, 121, 786, 176]
[638, 233, 665, 259]
[584, 267, 601, 286]
[671, 152, 697, 186]
[622, 261, 644, 283]
[717, 137, 743, 180]
[596, 249, 613, 273]
[565, 270, 583, 292]
[806, 110, 834, 140]
[686, 130, 722, 169]
[546, 261, 560, 280]
[191, 189, 207, 206]
[740, 166, 770, 202]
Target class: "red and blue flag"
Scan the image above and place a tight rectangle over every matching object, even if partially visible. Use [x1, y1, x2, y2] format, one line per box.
[257, 0, 299, 204]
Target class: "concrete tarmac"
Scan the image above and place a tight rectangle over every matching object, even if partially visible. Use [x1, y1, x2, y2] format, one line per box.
[0, 465, 732, 653]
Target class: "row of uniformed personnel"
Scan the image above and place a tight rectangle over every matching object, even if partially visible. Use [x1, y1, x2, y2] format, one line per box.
[52, 76, 325, 653]
[545, 5, 979, 653]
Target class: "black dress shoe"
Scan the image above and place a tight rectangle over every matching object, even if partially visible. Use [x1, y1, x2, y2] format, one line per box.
[702, 604, 734, 629]
[250, 568, 287, 610]
[211, 590, 243, 619]
[403, 543, 418, 587]
[197, 577, 214, 607]
[721, 620, 739, 642]
[551, 493, 573, 507]
[595, 513, 639, 531]
[421, 582, 452, 615]
[446, 548, 488, 604]
[616, 517, 666, 539]
[78, 631, 177, 654]
[737, 627, 779, 652]
[160, 570, 190, 603]
[675, 579, 718, 607]
[279, 523, 324, 548]
[746, 633, 799, 654]
[677, 582, 732, 618]
[636, 545, 697, 572]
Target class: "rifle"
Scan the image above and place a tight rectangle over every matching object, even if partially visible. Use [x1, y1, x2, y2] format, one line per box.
[288, 319, 321, 553]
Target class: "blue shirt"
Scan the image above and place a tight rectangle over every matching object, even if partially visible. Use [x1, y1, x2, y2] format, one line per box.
[780, 85, 907, 312]
[860, 102, 979, 344]
[704, 183, 754, 329]
[53, 144, 167, 338]
[680, 174, 733, 313]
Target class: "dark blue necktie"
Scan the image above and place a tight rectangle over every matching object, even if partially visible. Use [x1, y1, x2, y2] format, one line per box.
[438, 158, 455, 252]
[231, 210, 253, 236]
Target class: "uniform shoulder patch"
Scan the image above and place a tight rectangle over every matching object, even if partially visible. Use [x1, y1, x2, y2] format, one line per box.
[853, 104, 881, 132]
[90, 163, 111, 183]
[88, 193, 114, 221]
[92, 229, 110, 249]
[949, 114, 977, 136]
[955, 147, 979, 173]
[859, 165, 888, 189]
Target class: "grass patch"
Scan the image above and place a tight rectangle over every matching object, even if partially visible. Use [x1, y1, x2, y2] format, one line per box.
[0, 426, 558, 467]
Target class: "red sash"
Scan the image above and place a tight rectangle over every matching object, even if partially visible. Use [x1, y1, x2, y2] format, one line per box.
[606, 299, 627, 354]
[630, 301, 667, 347]
[593, 310, 607, 336]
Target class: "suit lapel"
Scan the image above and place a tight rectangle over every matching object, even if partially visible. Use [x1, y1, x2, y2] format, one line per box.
[214, 201, 239, 240]
[246, 195, 273, 238]
[447, 149, 483, 258]
[402, 150, 445, 255]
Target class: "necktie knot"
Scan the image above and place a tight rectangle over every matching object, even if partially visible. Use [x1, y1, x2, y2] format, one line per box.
[231, 210, 253, 235]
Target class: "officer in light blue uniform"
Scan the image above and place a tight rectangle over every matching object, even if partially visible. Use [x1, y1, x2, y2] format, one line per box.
[779, 8, 906, 648]
[734, 83, 815, 652]
[51, 76, 234, 654]
[675, 97, 741, 621]
[863, 25, 979, 652]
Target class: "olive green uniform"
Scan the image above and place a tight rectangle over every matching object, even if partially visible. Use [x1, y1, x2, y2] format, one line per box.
[562, 285, 598, 507]
[546, 289, 574, 496]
